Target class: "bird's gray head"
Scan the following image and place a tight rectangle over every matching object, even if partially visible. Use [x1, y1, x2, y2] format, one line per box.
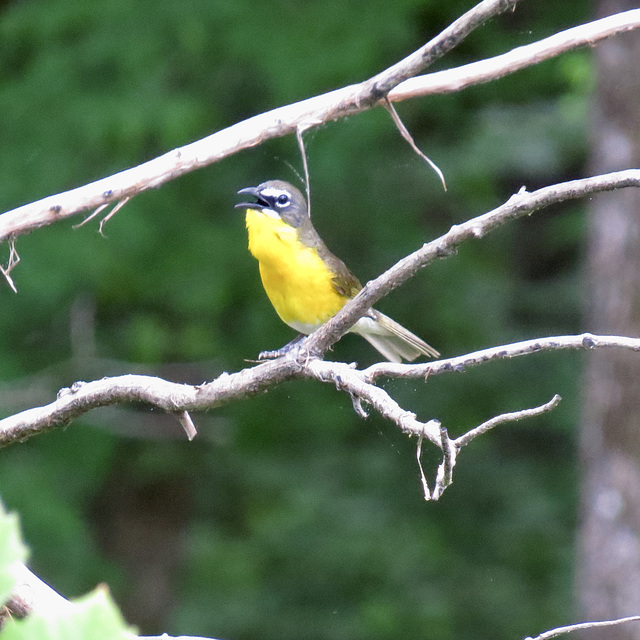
[236, 180, 308, 228]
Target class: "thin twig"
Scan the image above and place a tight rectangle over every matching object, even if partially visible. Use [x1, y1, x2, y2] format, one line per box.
[99, 197, 131, 235]
[73, 197, 131, 235]
[431, 423, 456, 500]
[416, 436, 431, 499]
[525, 616, 640, 640]
[0, 238, 20, 293]
[455, 395, 562, 449]
[296, 126, 312, 218]
[177, 410, 198, 441]
[383, 98, 446, 190]
[73, 203, 109, 229]
[349, 393, 369, 419]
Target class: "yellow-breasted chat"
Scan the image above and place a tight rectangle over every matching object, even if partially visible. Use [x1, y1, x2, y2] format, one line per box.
[236, 180, 439, 363]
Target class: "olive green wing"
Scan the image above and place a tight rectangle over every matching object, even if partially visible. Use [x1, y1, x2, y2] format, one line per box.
[321, 249, 362, 298]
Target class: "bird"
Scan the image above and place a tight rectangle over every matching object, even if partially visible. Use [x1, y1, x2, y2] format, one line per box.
[235, 180, 439, 363]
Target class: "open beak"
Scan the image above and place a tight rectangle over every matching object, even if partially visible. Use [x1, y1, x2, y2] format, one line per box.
[235, 186, 267, 211]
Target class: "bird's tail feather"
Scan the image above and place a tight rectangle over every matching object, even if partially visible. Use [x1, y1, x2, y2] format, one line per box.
[352, 310, 439, 363]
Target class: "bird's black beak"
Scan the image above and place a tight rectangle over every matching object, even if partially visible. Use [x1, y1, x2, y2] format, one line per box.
[235, 186, 267, 211]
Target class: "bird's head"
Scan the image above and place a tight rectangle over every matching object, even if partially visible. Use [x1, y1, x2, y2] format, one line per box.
[236, 180, 308, 228]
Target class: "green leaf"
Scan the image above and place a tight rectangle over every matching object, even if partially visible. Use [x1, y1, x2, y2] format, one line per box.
[1, 587, 133, 640]
[0, 502, 28, 606]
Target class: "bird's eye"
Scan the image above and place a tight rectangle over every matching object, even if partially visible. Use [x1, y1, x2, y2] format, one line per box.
[276, 193, 290, 206]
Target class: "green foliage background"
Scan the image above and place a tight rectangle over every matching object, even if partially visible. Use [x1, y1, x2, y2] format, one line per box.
[0, 0, 590, 638]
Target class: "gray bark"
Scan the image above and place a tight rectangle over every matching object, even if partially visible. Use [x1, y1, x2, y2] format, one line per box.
[578, 1, 640, 637]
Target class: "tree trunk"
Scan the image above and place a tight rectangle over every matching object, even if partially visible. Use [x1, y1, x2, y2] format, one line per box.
[578, 1, 640, 637]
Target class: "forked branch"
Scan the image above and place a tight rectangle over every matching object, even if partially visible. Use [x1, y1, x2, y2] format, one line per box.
[0, 0, 519, 243]
[1, 6, 639, 245]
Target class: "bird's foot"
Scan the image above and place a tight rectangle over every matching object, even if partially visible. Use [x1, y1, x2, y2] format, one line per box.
[258, 334, 305, 360]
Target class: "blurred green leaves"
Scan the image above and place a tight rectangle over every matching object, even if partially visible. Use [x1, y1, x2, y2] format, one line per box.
[0, 503, 131, 640]
[2, 589, 132, 640]
[0, 502, 27, 606]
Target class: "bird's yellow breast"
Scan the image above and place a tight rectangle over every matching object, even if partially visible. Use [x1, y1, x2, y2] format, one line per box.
[245, 208, 347, 333]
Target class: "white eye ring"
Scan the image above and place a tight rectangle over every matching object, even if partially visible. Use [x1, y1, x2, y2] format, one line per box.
[276, 193, 290, 206]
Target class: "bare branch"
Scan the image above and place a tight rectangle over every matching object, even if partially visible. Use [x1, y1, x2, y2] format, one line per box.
[0, 0, 518, 243]
[0, 333, 630, 499]
[357, 0, 522, 99]
[525, 616, 640, 640]
[0, 333, 628, 449]
[364, 333, 640, 382]
[425, 397, 560, 500]
[0, 8, 635, 251]
[390, 9, 640, 102]
[1, 9, 634, 248]
[305, 362, 561, 501]
[1, 334, 640, 451]
[305, 172, 640, 357]
[0, 361, 300, 448]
